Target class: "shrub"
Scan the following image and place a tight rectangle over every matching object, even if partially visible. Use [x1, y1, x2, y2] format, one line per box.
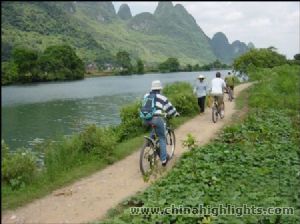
[116, 101, 147, 142]
[2, 141, 37, 189]
[79, 124, 117, 159]
[44, 136, 82, 176]
[233, 48, 287, 74]
[1, 61, 19, 85]
[163, 82, 198, 116]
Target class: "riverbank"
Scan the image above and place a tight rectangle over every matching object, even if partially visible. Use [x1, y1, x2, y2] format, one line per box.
[84, 67, 233, 78]
[2, 82, 200, 210]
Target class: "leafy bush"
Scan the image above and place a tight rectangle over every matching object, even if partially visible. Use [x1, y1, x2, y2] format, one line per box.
[163, 82, 198, 116]
[158, 57, 180, 72]
[79, 124, 117, 159]
[38, 44, 85, 80]
[44, 124, 117, 178]
[116, 101, 147, 142]
[1, 61, 19, 85]
[233, 48, 287, 74]
[2, 141, 37, 189]
[44, 135, 83, 177]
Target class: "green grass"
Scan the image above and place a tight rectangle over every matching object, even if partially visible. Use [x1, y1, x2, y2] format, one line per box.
[235, 84, 251, 110]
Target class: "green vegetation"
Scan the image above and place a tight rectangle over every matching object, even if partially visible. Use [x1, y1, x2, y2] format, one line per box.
[158, 57, 180, 73]
[135, 59, 145, 74]
[98, 51, 300, 223]
[196, 59, 231, 71]
[1, 1, 217, 73]
[101, 108, 299, 224]
[1, 82, 198, 209]
[115, 51, 134, 75]
[233, 48, 287, 74]
[2, 45, 84, 85]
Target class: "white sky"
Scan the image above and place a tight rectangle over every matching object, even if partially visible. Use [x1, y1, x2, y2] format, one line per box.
[113, 1, 300, 59]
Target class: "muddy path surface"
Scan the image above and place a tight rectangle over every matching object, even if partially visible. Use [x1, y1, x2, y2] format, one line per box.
[2, 83, 252, 224]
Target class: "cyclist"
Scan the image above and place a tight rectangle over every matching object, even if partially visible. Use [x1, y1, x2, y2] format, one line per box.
[225, 71, 235, 99]
[211, 72, 226, 117]
[142, 80, 179, 166]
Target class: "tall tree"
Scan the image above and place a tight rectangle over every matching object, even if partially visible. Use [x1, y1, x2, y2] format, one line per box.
[12, 47, 39, 82]
[159, 57, 180, 72]
[116, 51, 133, 75]
[136, 59, 144, 74]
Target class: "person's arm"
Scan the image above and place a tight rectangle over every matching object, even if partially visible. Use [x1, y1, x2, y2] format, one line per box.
[164, 97, 177, 117]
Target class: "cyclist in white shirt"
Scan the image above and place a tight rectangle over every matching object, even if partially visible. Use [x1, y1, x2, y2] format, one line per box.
[211, 72, 227, 117]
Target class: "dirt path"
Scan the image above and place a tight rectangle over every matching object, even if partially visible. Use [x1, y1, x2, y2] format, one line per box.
[2, 83, 252, 224]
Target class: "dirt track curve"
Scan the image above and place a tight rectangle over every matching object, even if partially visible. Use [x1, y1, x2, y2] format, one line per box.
[2, 82, 252, 224]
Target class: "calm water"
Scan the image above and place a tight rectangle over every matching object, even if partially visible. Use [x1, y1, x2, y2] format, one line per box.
[2, 70, 231, 150]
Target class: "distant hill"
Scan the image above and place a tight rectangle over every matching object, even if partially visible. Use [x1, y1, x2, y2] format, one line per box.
[210, 32, 254, 64]
[1, 1, 254, 67]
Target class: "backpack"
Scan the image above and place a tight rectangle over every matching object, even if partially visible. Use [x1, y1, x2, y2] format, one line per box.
[139, 93, 156, 120]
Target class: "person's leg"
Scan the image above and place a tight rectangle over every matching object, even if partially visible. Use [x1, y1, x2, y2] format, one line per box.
[197, 97, 202, 113]
[230, 86, 234, 98]
[145, 120, 155, 139]
[200, 96, 206, 112]
[151, 117, 167, 162]
[217, 95, 224, 113]
[220, 95, 225, 116]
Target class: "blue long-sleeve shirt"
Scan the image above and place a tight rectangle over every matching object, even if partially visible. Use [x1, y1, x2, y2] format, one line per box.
[194, 81, 207, 98]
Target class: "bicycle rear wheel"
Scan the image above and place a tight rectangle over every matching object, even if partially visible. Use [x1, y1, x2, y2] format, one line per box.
[139, 140, 157, 175]
[166, 128, 176, 159]
[212, 105, 218, 123]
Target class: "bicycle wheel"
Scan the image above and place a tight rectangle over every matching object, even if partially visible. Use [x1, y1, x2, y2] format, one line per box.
[166, 128, 176, 159]
[212, 105, 218, 123]
[139, 140, 157, 175]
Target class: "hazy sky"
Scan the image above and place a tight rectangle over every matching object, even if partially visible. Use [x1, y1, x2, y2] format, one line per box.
[113, 1, 299, 59]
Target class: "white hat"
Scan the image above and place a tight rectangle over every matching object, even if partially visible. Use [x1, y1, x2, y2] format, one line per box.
[151, 80, 163, 90]
[198, 74, 205, 79]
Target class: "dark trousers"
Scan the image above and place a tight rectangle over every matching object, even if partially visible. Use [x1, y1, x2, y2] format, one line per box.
[197, 96, 206, 113]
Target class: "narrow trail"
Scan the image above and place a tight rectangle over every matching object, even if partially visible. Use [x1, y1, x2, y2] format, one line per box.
[2, 83, 252, 224]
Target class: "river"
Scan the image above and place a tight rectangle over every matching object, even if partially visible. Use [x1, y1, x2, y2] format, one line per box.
[2, 70, 231, 150]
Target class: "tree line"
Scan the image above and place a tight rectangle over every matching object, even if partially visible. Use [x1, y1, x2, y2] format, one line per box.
[2, 45, 85, 85]
[5, 45, 277, 85]
[113, 52, 230, 76]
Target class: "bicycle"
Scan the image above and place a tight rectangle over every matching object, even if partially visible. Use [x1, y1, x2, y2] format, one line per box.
[139, 116, 176, 176]
[212, 95, 224, 123]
